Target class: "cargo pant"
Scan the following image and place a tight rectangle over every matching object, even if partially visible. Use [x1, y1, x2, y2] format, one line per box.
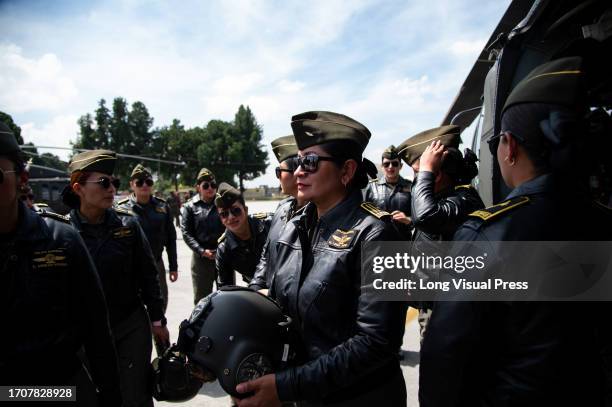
[191, 253, 216, 305]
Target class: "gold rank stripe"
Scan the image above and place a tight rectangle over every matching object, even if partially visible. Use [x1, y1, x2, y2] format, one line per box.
[360, 202, 390, 219]
[469, 196, 530, 221]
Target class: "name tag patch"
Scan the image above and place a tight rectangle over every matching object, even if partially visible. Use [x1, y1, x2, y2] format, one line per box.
[32, 249, 68, 269]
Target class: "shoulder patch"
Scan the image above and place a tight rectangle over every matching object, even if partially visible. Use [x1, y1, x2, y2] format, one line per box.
[39, 210, 71, 224]
[112, 226, 134, 239]
[217, 232, 226, 243]
[114, 207, 134, 216]
[468, 196, 530, 222]
[328, 229, 358, 249]
[360, 202, 391, 219]
[117, 197, 129, 205]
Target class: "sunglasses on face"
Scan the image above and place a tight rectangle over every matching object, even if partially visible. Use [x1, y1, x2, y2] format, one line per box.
[0, 168, 17, 184]
[200, 181, 217, 190]
[135, 178, 154, 187]
[20, 194, 34, 201]
[219, 206, 242, 219]
[382, 161, 400, 168]
[275, 167, 294, 178]
[295, 154, 339, 173]
[487, 131, 527, 156]
[84, 177, 120, 190]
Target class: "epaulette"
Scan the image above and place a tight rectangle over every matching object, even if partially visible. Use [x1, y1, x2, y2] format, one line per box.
[368, 178, 378, 183]
[252, 212, 270, 220]
[155, 196, 166, 203]
[39, 210, 71, 224]
[455, 184, 473, 190]
[217, 232, 226, 243]
[114, 207, 134, 216]
[117, 197, 129, 205]
[360, 202, 391, 219]
[468, 196, 530, 222]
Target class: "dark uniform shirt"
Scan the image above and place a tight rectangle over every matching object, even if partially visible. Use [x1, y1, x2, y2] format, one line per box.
[419, 174, 605, 407]
[215, 214, 271, 287]
[180, 195, 225, 254]
[0, 203, 121, 405]
[250, 196, 301, 291]
[69, 208, 165, 327]
[118, 194, 178, 271]
[270, 191, 407, 404]
[364, 175, 413, 238]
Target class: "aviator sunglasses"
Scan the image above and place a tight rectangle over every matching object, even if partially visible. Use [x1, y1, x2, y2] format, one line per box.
[135, 178, 154, 187]
[295, 154, 341, 173]
[200, 181, 217, 190]
[84, 176, 120, 190]
[275, 157, 298, 178]
[382, 160, 400, 168]
[219, 206, 243, 219]
[487, 131, 526, 156]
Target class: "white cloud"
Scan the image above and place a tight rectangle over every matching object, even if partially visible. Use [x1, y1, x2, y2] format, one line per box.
[0, 44, 78, 113]
[449, 39, 486, 56]
[21, 115, 79, 161]
[278, 80, 305, 93]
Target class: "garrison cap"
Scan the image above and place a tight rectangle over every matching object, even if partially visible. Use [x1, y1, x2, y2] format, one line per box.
[214, 182, 242, 208]
[0, 122, 21, 156]
[130, 164, 152, 180]
[502, 56, 584, 114]
[196, 168, 215, 183]
[68, 150, 116, 175]
[291, 111, 371, 152]
[397, 125, 461, 165]
[382, 145, 399, 160]
[271, 135, 298, 163]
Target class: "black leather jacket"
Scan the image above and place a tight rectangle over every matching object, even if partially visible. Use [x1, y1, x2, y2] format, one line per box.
[411, 171, 484, 244]
[364, 176, 413, 239]
[69, 208, 165, 327]
[0, 203, 121, 406]
[420, 174, 605, 407]
[250, 197, 300, 291]
[270, 191, 407, 404]
[180, 195, 225, 255]
[118, 194, 178, 270]
[216, 214, 271, 287]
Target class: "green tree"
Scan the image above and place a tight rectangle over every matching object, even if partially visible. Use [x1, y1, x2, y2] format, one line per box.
[229, 105, 268, 191]
[109, 98, 132, 179]
[75, 113, 96, 150]
[159, 119, 203, 185]
[196, 119, 236, 184]
[94, 99, 111, 148]
[0, 111, 24, 145]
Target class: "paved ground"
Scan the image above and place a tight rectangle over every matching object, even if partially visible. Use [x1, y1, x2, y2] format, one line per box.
[156, 210, 420, 406]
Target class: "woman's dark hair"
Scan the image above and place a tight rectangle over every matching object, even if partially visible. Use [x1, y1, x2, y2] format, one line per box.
[441, 147, 479, 185]
[319, 140, 377, 190]
[61, 171, 92, 209]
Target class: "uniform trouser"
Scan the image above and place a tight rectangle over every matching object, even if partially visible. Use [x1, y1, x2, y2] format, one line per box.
[191, 253, 216, 305]
[153, 258, 169, 356]
[418, 307, 433, 345]
[113, 306, 153, 407]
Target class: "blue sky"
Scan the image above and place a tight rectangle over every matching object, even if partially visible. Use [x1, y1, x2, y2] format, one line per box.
[0, 0, 509, 187]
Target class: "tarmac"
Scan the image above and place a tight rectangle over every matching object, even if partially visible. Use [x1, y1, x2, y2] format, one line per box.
[156, 219, 420, 406]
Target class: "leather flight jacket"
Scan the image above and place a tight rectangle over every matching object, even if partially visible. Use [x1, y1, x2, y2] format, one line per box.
[215, 214, 271, 287]
[118, 194, 178, 271]
[269, 191, 407, 403]
[0, 203, 122, 405]
[180, 195, 225, 255]
[364, 176, 413, 238]
[69, 208, 165, 327]
[250, 196, 302, 291]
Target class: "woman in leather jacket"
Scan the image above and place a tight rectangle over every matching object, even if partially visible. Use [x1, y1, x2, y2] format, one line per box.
[234, 111, 408, 407]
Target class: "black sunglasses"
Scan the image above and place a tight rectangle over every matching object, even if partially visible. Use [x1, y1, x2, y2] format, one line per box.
[200, 181, 217, 190]
[219, 206, 242, 219]
[84, 177, 120, 190]
[135, 178, 154, 187]
[487, 131, 526, 156]
[275, 167, 294, 178]
[295, 154, 340, 173]
[382, 161, 400, 168]
[0, 168, 17, 184]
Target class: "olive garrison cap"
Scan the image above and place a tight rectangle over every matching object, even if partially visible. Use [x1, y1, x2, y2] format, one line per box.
[502, 56, 584, 114]
[397, 125, 461, 165]
[214, 182, 242, 208]
[130, 164, 152, 180]
[197, 168, 215, 183]
[291, 111, 371, 152]
[68, 150, 116, 175]
[382, 145, 399, 160]
[271, 135, 298, 164]
[0, 122, 21, 156]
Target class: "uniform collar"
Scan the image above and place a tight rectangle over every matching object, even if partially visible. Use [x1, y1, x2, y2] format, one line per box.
[70, 208, 121, 228]
[14, 201, 49, 242]
[505, 173, 553, 200]
[317, 190, 362, 231]
[130, 193, 155, 208]
[191, 194, 214, 206]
